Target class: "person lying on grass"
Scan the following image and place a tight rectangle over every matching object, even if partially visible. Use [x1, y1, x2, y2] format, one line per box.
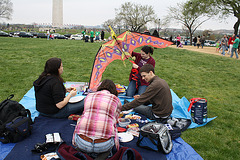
[122, 64, 173, 123]
[33, 57, 84, 118]
[72, 79, 122, 159]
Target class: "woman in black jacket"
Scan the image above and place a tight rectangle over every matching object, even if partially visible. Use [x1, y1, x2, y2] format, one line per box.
[33, 58, 84, 118]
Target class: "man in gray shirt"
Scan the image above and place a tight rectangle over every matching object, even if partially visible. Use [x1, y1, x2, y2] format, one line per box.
[122, 64, 173, 123]
[221, 35, 228, 56]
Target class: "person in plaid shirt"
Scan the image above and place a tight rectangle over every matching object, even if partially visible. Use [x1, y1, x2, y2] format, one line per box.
[72, 79, 122, 158]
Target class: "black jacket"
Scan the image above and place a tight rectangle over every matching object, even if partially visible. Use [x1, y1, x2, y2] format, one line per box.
[33, 75, 66, 114]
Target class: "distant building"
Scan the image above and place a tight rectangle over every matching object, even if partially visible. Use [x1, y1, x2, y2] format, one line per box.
[52, 0, 63, 28]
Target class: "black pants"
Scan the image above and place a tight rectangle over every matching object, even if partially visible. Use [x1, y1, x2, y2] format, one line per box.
[90, 37, 94, 43]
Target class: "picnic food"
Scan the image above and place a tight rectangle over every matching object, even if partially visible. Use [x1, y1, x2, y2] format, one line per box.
[124, 114, 141, 120]
[126, 123, 139, 128]
[127, 127, 140, 137]
[119, 112, 124, 118]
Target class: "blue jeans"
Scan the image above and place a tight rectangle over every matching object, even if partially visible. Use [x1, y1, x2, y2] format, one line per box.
[40, 99, 84, 118]
[74, 134, 115, 154]
[134, 105, 169, 123]
[231, 48, 239, 59]
[126, 80, 147, 97]
[221, 45, 227, 55]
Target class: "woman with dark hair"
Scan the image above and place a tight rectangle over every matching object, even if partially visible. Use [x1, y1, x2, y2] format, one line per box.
[72, 79, 122, 159]
[33, 58, 84, 118]
[126, 45, 155, 97]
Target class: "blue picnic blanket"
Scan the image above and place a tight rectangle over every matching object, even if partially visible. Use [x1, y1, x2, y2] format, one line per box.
[1, 86, 216, 160]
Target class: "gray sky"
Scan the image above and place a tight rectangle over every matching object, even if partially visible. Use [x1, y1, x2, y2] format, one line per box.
[4, 0, 237, 30]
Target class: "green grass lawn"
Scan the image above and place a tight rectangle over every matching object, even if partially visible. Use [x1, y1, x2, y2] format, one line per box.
[0, 37, 240, 159]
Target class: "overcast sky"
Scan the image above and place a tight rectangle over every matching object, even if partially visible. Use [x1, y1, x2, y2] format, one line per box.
[3, 0, 237, 30]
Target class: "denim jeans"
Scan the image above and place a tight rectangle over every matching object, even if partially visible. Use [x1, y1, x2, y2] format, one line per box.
[231, 48, 239, 59]
[74, 134, 115, 154]
[134, 105, 169, 123]
[126, 80, 147, 97]
[221, 45, 227, 55]
[40, 99, 85, 118]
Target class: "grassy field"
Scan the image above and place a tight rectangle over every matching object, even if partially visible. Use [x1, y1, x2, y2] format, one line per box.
[0, 37, 240, 159]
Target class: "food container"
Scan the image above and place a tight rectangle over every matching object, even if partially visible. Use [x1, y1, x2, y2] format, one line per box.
[118, 118, 131, 127]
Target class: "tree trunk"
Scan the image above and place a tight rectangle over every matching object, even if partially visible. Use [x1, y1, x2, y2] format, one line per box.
[188, 27, 193, 45]
[233, 18, 240, 35]
[190, 32, 193, 45]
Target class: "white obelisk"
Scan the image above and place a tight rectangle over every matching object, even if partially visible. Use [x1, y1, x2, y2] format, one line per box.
[52, 0, 63, 28]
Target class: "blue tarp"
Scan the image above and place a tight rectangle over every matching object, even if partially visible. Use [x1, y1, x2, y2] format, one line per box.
[1, 86, 215, 160]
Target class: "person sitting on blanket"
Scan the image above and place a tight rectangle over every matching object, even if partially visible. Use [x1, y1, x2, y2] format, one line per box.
[33, 57, 84, 118]
[122, 64, 173, 123]
[72, 79, 122, 159]
[126, 45, 155, 97]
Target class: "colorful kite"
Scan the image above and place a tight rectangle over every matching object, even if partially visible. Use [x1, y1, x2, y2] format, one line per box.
[88, 30, 173, 91]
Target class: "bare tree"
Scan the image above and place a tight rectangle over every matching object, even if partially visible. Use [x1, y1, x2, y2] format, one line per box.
[102, 19, 117, 31]
[0, 0, 13, 20]
[166, 1, 211, 45]
[115, 2, 157, 32]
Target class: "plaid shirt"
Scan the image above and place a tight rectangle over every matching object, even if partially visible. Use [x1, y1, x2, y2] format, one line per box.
[72, 90, 122, 148]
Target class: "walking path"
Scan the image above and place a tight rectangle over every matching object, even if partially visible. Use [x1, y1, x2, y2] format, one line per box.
[169, 45, 239, 60]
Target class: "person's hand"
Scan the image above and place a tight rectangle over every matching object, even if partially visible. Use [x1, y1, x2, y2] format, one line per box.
[69, 90, 77, 97]
[132, 63, 139, 69]
[133, 95, 140, 99]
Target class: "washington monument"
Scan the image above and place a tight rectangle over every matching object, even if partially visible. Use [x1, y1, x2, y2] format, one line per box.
[52, 0, 63, 28]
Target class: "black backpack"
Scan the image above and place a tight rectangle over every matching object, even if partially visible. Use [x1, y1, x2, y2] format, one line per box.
[0, 94, 33, 143]
[165, 117, 191, 140]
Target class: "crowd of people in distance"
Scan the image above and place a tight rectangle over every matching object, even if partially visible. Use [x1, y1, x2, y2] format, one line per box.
[174, 33, 239, 59]
[215, 34, 240, 59]
[81, 29, 105, 43]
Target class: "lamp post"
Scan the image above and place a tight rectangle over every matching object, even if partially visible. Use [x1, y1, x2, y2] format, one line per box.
[118, 25, 121, 34]
[158, 18, 161, 33]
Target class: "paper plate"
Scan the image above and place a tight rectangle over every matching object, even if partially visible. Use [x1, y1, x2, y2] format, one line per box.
[69, 96, 85, 103]
[118, 132, 134, 142]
